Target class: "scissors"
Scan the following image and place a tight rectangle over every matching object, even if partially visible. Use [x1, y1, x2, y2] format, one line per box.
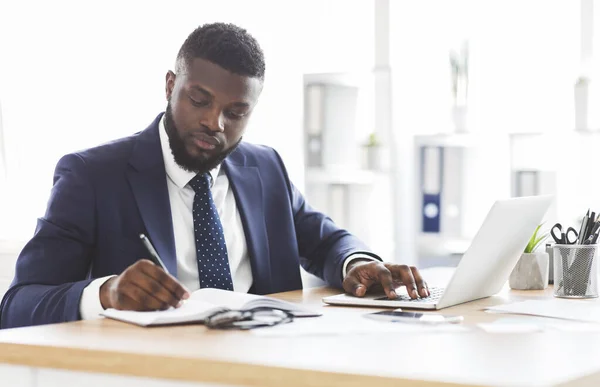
[552, 222, 579, 295]
[550, 223, 578, 245]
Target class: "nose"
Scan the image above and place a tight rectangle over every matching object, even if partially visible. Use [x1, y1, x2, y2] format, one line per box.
[202, 106, 225, 133]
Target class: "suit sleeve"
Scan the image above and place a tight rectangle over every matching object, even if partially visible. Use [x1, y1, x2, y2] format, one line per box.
[290, 184, 382, 288]
[0, 154, 96, 328]
[270, 149, 379, 289]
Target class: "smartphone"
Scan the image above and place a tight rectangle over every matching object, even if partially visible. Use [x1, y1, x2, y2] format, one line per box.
[365, 310, 464, 324]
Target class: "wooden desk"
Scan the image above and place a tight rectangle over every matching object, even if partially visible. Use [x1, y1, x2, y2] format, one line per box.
[1, 285, 600, 387]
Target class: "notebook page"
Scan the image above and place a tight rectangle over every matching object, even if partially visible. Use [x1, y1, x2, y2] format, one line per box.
[191, 288, 321, 317]
[485, 299, 600, 323]
[190, 288, 264, 309]
[101, 299, 222, 326]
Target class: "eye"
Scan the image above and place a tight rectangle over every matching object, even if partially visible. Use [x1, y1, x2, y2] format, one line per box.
[225, 110, 246, 120]
[189, 97, 209, 107]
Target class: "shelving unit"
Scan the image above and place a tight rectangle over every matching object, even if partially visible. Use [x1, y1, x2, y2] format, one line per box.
[510, 131, 600, 226]
[414, 132, 511, 259]
[305, 167, 387, 186]
[301, 71, 393, 259]
[413, 129, 600, 262]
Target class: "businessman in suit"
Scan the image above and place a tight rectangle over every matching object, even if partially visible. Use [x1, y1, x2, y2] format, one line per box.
[0, 23, 428, 328]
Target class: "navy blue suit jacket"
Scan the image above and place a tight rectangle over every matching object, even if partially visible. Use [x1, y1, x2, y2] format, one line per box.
[0, 114, 373, 328]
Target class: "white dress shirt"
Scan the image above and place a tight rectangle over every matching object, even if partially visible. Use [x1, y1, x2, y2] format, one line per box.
[158, 119, 253, 293]
[79, 117, 376, 319]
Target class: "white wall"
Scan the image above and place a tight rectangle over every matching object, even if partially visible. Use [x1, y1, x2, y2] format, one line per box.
[389, 0, 578, 136]
[0, 0, 381, 242]
[0, 0, 382, 287]
[388, 0, 581, 261]
[0, 242, 19, 300]
[0, 0, 312, 242]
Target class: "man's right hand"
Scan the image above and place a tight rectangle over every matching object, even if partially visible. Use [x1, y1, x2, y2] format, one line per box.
[99, 260, 189, 311]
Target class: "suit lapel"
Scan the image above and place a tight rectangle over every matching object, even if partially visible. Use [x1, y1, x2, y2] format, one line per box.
[125, 119, 270, 287]
[126, 114, 178, 276]
[223, 153, 272, 294]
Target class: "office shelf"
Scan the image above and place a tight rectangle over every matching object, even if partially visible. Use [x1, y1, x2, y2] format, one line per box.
[414, 133, 508, 148]
[417, 130, 600, 149]
[417, 234, 472, 256]
[305, 167, 388, 185]
[0, 239, 25, 255]
[303, 72, 372, 88]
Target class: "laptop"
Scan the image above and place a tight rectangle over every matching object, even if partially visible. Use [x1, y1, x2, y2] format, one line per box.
[323, 195, 553, 310]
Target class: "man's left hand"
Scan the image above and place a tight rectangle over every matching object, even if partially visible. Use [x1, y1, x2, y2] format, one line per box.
[342, 261, 429, 299]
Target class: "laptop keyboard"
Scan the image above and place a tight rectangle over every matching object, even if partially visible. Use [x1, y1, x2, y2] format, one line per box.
[375, 287, 445, 303]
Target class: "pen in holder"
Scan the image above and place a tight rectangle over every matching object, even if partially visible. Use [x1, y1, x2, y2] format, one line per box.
[546, 243, 554, 284]
[553, 244, 599, 298]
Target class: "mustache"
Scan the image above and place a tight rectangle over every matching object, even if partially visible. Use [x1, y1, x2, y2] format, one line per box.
[164, 103, 240, 173]
[187, 130, 222, 147]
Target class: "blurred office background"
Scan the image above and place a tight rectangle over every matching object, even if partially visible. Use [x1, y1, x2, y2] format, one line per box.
[0, 0, 598, 294]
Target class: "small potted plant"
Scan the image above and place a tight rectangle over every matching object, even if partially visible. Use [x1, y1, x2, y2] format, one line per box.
[509, 224, 550, 290]
[449, 40, 469, 132]
[363, 132, 383, 171]
[574, 75, 591, 131]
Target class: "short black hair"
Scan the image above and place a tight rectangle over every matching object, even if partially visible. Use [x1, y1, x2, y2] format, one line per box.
[176, 22, 265, 80]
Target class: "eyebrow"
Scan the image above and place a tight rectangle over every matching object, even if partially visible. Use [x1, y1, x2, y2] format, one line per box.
[189, 85, 212, 99]
[189, 85, 250, 109]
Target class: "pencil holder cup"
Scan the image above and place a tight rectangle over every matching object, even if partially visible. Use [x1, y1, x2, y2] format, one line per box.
[553, 244, 599, 298]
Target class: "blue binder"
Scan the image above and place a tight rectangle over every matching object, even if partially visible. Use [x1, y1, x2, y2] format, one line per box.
[420, 146, 443, 233]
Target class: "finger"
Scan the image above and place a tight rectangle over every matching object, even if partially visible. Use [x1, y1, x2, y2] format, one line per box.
[342, 273, 368, 297]
[394, 265, 418, 299]
[410, 266, 429, 297]
[114, 291, 146, 311]
[138, 260, 189, 301]
[374, 266, 396, 299]
[132, 271, 182, 308]
[121, 281, 171, 311]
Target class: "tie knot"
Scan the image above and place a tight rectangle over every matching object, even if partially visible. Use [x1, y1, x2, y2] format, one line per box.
[188, 173, 211, 194]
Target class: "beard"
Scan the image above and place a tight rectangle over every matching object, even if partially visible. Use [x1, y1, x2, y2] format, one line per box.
[164, 103, 241, 174]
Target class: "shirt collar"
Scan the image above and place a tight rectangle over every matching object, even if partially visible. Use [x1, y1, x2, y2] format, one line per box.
[158, 116, 221, 189]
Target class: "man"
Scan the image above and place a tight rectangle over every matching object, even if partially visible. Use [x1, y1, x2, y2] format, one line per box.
[0, 23, 428, 329]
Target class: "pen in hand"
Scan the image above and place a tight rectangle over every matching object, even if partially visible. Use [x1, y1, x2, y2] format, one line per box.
[139, 233, 170, 274]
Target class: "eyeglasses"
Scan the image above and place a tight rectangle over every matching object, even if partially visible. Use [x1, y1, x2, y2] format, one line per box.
[204, 307, 294, 330]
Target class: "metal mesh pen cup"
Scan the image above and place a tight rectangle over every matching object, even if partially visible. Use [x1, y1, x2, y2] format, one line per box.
[553, 244, 598, 298]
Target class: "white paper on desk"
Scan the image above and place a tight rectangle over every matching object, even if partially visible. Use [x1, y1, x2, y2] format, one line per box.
[485, 299, 600, 323]
[252, 318, 469, 337]
[480, 316, 600, 333]
[477, 323, 543, 333]
[547, 322, 600, 332]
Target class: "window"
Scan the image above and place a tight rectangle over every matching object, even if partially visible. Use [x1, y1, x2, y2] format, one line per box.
[0, 0, 374, 242]
[0, 0, 312, 241]
[390, 0, 579, 135]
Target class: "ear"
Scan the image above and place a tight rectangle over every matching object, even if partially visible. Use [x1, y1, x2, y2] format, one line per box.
[165, 70, 176, 101]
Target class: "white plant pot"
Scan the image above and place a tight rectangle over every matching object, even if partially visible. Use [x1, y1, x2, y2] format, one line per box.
[575, 81, 589, 131]
[365, 146, 384, 171]
[509, 252, 549, 290]
[452, 106, 468, 133]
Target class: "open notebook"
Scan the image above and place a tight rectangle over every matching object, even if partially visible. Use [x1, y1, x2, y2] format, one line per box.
[101, 288, 322, 326]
